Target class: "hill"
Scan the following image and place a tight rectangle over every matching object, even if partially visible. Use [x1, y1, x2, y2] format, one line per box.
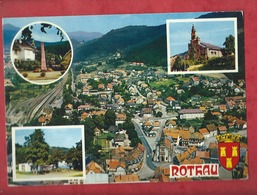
[3, 23, 20, 50]
[67, 31, 103, 42]
[74, 24, 166, 62]
[124, 35, 167, 66]
[34, 40, 71, 57]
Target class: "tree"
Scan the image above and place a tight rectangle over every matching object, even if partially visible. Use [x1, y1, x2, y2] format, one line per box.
[130, 138, 142, 147]
[23, 129, 49, 173]
[154, 111, 163, 118]
[21, 23, 64, 45]
[15, 143, 27, 164]
[49, 148, 65, 169]
[104, 109, 116, 129]
[222, 35, 235, 56]
[82, 117, 96, 150]
[66, 140, 83, 170]
[204, 110, 218, 121]
[94, 115, 105, 130]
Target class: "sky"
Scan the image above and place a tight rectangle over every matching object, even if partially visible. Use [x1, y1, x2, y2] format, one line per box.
[168, 18, 236, 56]
[14, 126, 83, 148]
[14, 22, 69, 43]
[3, 12, 209, 34]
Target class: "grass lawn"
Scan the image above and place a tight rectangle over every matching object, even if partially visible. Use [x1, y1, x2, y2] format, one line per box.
[150, 76, 191, 88]
[187, 64, 204, 71]
[16, 169, 83, 179]
[95, 133, 114, 149]
[150, 79, 176, 88]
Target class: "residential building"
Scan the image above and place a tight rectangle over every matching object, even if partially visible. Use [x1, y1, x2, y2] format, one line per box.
[173, 146, 197, 165]
[12, 40, 37, 61]
[218, 126, 227, 134]
[165, 96, 176, 107]
[206, 124, 218, 136]
[198, 128, 211, 139]
[105, 159, 126, 176]
[178, 109, 204, 119]
[124, 143, 145, 173]
[115, 113, 127, 126]
[141, 107, 153, 118]
[85, 161, 108, 184]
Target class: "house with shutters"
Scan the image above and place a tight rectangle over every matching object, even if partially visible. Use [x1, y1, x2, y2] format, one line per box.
[12, 40, 37, 61]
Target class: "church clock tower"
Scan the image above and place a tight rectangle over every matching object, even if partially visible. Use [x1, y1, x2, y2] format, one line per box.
[191, 25, 196, 40]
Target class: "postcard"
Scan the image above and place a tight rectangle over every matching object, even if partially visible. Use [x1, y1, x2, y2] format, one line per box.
[3, 11, 248, 186]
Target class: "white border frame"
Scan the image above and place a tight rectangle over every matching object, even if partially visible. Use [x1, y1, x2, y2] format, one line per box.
[166, 18, 238, 75]
[10, 21, 74, 85]
[12, 125, 85, 182]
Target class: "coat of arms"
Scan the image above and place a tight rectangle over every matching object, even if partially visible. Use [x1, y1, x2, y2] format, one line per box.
[216, 133, 242, 171]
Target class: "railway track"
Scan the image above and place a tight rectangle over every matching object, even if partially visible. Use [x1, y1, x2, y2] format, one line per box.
[6, 75, 67, 126]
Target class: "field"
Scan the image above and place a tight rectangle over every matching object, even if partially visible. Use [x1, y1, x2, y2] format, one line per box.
[149, 76, 191, 88]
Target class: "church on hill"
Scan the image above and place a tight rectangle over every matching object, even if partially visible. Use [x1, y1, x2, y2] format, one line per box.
[187, 25, 223, 61]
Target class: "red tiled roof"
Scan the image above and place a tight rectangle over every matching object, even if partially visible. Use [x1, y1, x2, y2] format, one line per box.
[166, 96, 175, 101]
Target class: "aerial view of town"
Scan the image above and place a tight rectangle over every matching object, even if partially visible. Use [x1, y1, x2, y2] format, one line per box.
[3, 11, 247, 185]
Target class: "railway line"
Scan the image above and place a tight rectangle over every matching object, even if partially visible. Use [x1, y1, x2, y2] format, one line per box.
[6, 75, 67, 126]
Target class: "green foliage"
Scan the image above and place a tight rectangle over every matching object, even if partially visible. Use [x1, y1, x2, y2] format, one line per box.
[45, 41, 70, 57]
[21, 23, 64, 45]
[130, 138, 142, 147]
[77, 94, 101, 107]
[94, 115, 105, 130]
[124, 35, 167, 66]
[15, 143, 27, 164]
[23, 129, 50, 166]
[66, 140, 83, 170]
[74, 25, 166, 64]
[48, 148, 65, 168]
[104, 109, 116, 129]
[189, 84, 215, 97]
[125, 65, 147, 71]
[76, 82, 84, 89]
[81, 66, 97, 73]
[154, 111, 163, 118]
[172, 55, 189, 71]
[222, 35, 235, 56]
[204, 110, 218, 121]
[14, 59, 40, 71]
[201, 55, 235, 70]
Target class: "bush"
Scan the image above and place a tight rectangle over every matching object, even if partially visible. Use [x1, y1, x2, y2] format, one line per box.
[23, 73, 28, 77]
[40, 72, 46, 77]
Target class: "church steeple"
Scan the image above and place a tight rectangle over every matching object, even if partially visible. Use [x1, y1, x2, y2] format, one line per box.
[191, 24, 196, 40]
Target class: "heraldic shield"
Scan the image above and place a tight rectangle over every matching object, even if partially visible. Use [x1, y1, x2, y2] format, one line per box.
[216, 133, 241, 171]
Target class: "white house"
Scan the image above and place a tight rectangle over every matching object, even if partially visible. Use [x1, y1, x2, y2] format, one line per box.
[12, 41, 36, 61]
[19, 162, 33, 172]
[198, 128, 211, 139]
[85, 161, 108, 184]
[178, 109, 204, 119]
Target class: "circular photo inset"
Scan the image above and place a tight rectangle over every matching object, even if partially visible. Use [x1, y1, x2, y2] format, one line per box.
[11, 21, 73, 85]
